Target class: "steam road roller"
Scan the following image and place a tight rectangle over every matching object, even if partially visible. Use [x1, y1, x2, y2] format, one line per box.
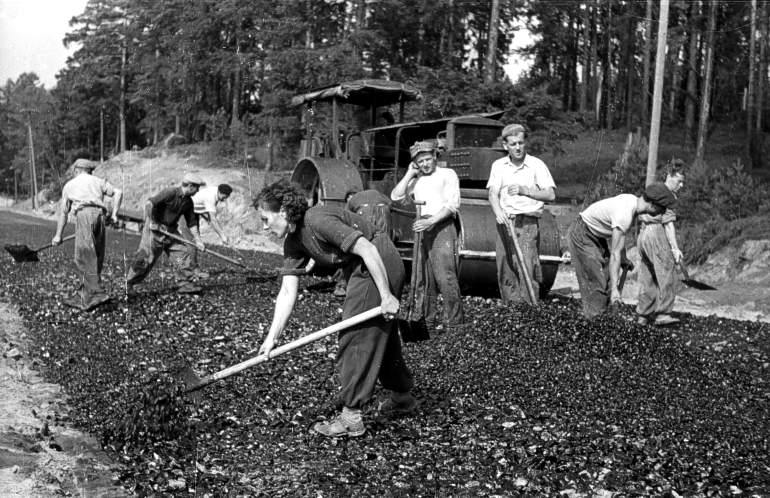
[290, 79, 566, 298]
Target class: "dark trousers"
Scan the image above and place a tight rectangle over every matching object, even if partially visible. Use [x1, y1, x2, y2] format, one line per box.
[337, 232, 413, 409]
[126, 223, 193, 286]
[636, 223, 676, 317]
[73, 207, 107, 303]
[414, 218, 464, 327]
[496, 215, 540, 304]
[568, 217, 611, 318]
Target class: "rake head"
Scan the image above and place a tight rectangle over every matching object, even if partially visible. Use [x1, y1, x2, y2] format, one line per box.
[4, 244, 39, 262]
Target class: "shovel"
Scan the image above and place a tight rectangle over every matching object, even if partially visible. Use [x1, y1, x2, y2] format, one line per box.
[398, 202, 430, 343]
[503, 216, 538, 304]
[5, 234, 76, 263]
[180, 306, 383, 393]
[678, 262, 716, 290]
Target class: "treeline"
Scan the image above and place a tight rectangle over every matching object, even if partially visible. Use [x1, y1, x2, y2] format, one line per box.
[0, 0, 768, 198]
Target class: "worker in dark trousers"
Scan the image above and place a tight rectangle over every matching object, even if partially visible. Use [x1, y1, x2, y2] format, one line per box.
[636, 163, 685, 326]
[568, 183, 677, 319]
[487, 124, 556, 305]
[256, 179, 415, 438]
[52, 159, 123, 311]
[126, 173, 206, 295]
[391, 140, 464, 332]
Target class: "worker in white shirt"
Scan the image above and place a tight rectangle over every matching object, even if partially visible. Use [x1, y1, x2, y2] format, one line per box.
[391, 140, 464, 332]
[52, 159, 123, 310]
[487, 124, 556, 305]
[187, 183, 233, 278]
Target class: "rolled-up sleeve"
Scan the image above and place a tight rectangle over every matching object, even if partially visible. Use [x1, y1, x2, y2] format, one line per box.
[280, 236, 310, 276]
[306, 210, 365, 253]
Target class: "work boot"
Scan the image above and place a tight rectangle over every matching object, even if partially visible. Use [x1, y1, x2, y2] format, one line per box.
[193, 269, 210, 279]
[654, 314, 680, 326]
[333, 283, 347, 298]
[378, 392, 417, 416]
[312, 408, 365, 438]
[177, 283, 202, 294]
[62, 295, 87, 311]
[84, 294, 111, 311]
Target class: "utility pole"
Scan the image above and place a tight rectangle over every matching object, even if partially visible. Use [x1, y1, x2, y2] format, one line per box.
[646, 0, 670, 186]
[23, 109, 39, 209]
[100, 105, 105, 162]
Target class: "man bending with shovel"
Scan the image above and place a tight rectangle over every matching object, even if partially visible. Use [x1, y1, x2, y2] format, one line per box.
[126, 173, 206, 295]
[255, 179, 415, 438]
[52, 158, 123, 311]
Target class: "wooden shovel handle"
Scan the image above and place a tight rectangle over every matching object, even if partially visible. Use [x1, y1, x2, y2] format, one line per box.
[504, 217, 538, 304]
[188, 307, 383, 392]
[36, 234, 77, 252]
[157, 228, 246, 268]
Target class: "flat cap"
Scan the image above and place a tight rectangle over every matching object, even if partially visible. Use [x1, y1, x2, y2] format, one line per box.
[182, 173, 206, 186]
[643, 182, 677, 208]
[501, 123, 527, 140]
[409, 140, 436, 159]
[72, 158, 97, 171]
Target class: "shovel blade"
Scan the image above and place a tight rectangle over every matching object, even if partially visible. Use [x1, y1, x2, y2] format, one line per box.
[177, 365, 206, 395]
[682, 279, 717, 291]
[397, 318, 430, 343]
[4, 244, 38, 262]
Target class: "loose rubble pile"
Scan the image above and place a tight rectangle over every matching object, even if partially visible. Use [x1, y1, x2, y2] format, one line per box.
[1, 228, 768, 496]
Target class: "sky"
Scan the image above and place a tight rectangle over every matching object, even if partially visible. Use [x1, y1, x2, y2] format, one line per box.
[0, 0, 88, 88]
[0, 0, 532, 90]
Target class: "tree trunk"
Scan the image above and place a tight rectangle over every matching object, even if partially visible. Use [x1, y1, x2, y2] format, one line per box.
[623, 13, 635, 129]
[646, 0, 670, 185]
[605, 0, 613, 129]
[417, 0, 429, 66]
[484, 0, 501, 83]
[579, 5, 590, 113]
[695, 0, 718, 164]
[668, 40, 683, 122]
[684, 0, 700, 145]
[119, 36, 127, 153]
[231, 33, 242, 133]
[305, 0, 313, 48]
[757, 0, 768, 130]
[591, 1, 600, 122]
[641, 0, 653, 126]
[747, 0, 757, 134]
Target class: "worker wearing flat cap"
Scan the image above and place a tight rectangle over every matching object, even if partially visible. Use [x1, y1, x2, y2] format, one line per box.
[126, 173, 206, 295]
[635, 162, 686, 326]
[52, 158, 123, 311]
[568, 183, 677, 319]
[487, 123, 556, 305]
[391, 140, 464, 332]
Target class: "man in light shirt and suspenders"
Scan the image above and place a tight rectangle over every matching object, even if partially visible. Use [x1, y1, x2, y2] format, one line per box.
[391, 140, 464, 332]
[52, 159, 123, 311]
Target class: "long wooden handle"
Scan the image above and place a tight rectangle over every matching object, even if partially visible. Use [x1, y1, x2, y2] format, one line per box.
[504, 218, 538, 303]
[407, 203, 424, 320]
[157, 228, 246, 268]
[189, 306, 383, 391]
[36, 234, 76, 252]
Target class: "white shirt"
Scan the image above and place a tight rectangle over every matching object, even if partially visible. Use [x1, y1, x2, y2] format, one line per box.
[486, 154, 555, 216]
[62, 173, 115, 213]
[391, 167, 460, 217]
[580, 194, 638, 238]
[192, 186, 220, 215]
